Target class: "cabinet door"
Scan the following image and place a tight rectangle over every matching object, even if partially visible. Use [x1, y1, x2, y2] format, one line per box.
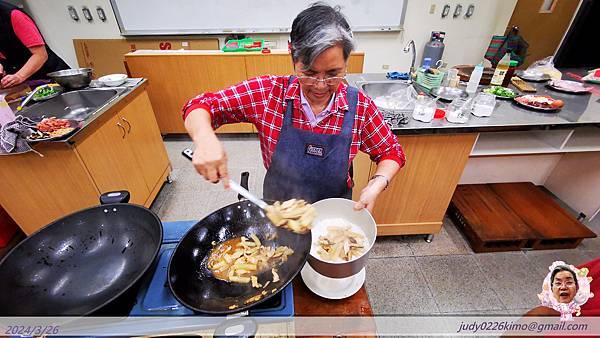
[120, 91, 171, 193]
[126, 55, 248, 134]
[75, 113, 149, 204]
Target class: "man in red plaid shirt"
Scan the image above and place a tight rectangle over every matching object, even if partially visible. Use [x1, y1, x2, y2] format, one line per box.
[183, 4, 405, 211]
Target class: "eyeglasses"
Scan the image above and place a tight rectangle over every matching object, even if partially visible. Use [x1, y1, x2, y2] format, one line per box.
[553, 281, 576, 288]
[297, 75, 345, 86]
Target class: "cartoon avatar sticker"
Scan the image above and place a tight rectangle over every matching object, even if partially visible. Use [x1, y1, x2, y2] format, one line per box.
[538, 261, 594, 321]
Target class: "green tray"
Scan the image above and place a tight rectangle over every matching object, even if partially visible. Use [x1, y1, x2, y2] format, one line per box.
[222, 38, 265, 52]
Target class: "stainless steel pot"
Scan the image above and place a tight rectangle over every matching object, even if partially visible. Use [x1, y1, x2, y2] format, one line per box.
[306, 198, 377, 279]
[47, 68, 93, 89]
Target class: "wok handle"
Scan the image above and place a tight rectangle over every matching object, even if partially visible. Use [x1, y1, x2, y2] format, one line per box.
[238, 171, 250, 201]
[99, 191, 131, 204]
[213, 317, 257, 338]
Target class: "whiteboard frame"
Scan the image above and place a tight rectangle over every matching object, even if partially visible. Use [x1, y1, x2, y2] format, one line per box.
[109, 0, 406, 36]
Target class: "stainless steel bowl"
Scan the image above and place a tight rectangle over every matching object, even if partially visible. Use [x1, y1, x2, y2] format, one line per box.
[430, 86, 469, 102]
[47, 68, 93, 89]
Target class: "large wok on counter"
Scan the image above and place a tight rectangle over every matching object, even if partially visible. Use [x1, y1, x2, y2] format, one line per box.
[0, 191, 162, 316]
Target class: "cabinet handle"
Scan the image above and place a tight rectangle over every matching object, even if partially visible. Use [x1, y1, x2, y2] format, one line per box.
[121, 117, 131, 133]
[116, 122, 126, 139]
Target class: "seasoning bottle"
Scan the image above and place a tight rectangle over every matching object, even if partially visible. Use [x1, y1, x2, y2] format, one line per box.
[501, 60, 519, 87]
[490, 53, 511, 86]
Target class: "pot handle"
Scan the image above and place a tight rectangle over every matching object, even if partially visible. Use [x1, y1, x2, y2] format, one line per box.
[238, 172, 250, 201]
[213, 317, 257, 338]
[99, 190, 130, 204]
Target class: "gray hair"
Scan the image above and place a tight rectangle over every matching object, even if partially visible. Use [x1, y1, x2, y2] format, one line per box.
[290, 3, 355, 70]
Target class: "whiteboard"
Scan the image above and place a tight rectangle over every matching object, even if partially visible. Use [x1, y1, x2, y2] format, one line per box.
[110, 0, 407, 35]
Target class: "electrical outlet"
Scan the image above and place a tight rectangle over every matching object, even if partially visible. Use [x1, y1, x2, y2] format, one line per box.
[382, 64, 390, 70]
[429, 4, 436, 14]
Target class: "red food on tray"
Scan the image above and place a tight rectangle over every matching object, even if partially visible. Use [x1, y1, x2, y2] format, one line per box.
[515, 95, 564, 110]
[36, 117, 71, 132]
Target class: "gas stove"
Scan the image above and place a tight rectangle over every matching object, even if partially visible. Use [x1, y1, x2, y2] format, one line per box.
[128, 220, 294, 317]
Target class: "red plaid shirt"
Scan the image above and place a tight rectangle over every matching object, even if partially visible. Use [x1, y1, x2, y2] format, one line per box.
[182, 75, 406, 186]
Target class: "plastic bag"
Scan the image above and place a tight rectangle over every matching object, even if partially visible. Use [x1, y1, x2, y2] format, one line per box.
[526, 56, 562, 80]
[373, 85, 418, 111]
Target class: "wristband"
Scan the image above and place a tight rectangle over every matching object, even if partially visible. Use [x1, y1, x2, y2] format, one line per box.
[370, 174, 389, 190]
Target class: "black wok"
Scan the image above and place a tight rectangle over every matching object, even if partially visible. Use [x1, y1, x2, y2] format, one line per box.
[0, 191, 163, 316]
[168, 169, 311, 314]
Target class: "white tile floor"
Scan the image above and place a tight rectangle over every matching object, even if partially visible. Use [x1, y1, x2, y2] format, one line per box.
[156, 134, 600, 315]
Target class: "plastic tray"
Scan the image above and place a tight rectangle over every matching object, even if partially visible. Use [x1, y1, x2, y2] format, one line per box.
[222, 38, 265, 52]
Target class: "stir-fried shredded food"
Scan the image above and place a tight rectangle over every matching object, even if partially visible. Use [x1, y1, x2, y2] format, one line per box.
[316, 225, 367, 262]
[265, 199, 316, 234]
[207, 235, 293, 287]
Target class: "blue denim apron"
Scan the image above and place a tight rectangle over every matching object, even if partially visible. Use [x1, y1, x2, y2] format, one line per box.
[263, 77, 358, 203]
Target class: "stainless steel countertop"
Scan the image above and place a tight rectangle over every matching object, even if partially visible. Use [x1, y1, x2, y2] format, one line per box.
[21, 78, 147, 143]
[347, 73, 600, 134]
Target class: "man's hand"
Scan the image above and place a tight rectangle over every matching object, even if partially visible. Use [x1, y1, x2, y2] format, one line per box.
[1, 73, 25, 88]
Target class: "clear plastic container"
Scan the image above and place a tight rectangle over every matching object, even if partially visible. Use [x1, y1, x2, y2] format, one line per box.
[445, 98, 471, 124]
[412, 94, 437, 122]
[472, 93, 496, 117]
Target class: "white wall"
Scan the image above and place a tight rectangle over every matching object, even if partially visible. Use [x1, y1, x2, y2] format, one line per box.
[23, 0, 517, 72]
[23, 0, 121, 67]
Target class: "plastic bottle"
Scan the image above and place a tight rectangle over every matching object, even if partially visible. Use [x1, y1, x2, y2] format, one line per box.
[466, 63, 483, 94]
[422, 58, 432, 71]
[490, 53, 511, 86]
[501, 60, 519, 87]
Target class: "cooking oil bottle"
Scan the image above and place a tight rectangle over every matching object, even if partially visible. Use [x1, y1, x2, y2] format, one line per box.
[490, 53, 511, 86]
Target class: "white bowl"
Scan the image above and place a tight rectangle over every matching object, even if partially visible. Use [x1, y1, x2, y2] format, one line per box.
[98, 74, 127, 87]
[306, 198, 377, 278]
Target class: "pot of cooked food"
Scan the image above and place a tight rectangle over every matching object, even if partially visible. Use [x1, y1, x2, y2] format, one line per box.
[306, 198, 377, 279]
[168, 172, 312, 314]
[0, 191, 162, 316]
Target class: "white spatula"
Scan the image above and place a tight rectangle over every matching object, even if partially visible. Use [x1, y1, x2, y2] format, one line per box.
[228, 179, 269, 210]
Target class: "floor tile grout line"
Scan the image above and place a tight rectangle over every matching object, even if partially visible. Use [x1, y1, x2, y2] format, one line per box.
[471, 253, 511, 311]
[413, 256, 443, 314]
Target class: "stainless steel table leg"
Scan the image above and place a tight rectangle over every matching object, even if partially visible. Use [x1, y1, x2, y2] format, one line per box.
[425, 234, 434, 243]
[166, 175, 173, 184]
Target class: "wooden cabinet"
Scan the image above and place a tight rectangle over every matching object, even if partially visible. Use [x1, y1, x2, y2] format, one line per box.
[73, 38, 219, 76]
[125, 51, 365, 135]
[352, 133, 477, 236]
[119, 91, 171, 193]
[0, 87, 171, 235]
[245, 54, 293, 78]
[76, 112, 149, 205]
[75, 91, 169, 205]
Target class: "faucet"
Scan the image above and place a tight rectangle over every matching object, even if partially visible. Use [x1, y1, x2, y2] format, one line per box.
[17, 84, 48, 112]
[403, 40, 416, 82]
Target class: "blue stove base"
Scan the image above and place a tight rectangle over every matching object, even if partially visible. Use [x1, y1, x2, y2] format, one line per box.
[129, 220, 294, 317]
